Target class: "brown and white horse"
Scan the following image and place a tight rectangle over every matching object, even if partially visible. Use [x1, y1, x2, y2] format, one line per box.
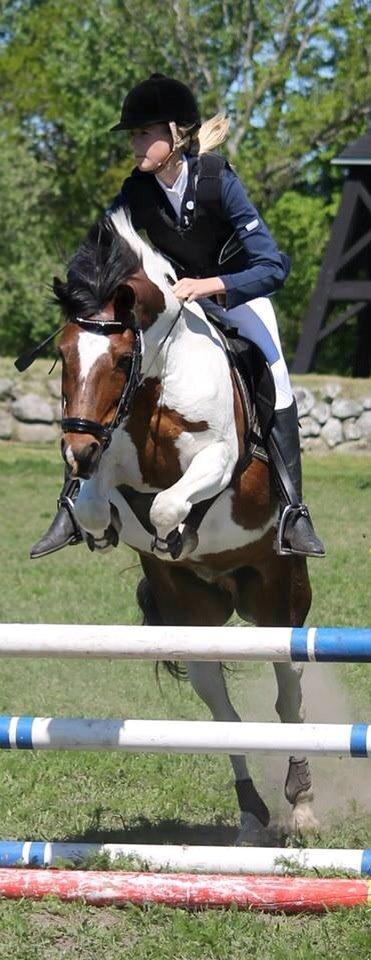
[54, 209, 317, 842]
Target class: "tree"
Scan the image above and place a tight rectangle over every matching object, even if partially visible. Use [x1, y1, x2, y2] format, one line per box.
[0, 130, 59, 352]
[0, 0, 370, 356]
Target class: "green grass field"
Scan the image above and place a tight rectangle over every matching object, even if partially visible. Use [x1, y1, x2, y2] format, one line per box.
[0, 443, 370, 958]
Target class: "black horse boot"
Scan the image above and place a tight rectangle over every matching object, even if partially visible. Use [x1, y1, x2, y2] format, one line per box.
[266, 401, 325, 558]
[30, 476, 82, 559]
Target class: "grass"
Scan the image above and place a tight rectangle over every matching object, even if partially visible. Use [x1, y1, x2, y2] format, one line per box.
[0, 443, 370, 958]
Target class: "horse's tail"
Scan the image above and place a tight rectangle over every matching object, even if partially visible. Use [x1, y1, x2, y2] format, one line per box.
[136, 577, 188, 682]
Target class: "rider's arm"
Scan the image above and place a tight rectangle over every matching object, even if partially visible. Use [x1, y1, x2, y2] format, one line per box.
[218, 167, 290, 309]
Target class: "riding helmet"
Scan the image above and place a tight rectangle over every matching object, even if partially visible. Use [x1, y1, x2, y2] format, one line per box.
[110, 73, 201, 131]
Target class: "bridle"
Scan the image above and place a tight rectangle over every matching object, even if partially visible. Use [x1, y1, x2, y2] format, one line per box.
[15, 302, 182, 454]
[60, 315, 143, 452]
[15, 313, 143, 454]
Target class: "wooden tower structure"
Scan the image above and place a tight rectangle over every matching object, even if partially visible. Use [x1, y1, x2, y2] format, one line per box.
[292, 129, 371, 376]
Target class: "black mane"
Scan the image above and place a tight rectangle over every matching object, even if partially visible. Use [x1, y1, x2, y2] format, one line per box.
[53, 216, 141, 318]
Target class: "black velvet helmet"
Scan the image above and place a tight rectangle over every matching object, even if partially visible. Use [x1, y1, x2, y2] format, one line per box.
[110, 73, 201, 131]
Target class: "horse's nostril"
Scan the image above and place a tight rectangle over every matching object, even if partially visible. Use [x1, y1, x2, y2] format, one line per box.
[74, 441, 101, 477]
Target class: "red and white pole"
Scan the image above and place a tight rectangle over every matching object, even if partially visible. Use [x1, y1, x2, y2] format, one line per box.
[0, 869, 369, 912]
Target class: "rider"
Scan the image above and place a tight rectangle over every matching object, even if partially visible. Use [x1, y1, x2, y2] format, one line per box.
[31, 73, 324, 560]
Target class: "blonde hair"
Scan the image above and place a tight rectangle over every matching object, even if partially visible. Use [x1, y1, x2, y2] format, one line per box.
[170, 113, 230, 156]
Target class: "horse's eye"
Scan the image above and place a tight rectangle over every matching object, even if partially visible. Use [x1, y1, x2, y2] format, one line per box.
[116, 355, 132, 373]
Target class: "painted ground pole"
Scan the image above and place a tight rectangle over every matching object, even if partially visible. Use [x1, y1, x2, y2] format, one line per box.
[0, 869, 369, 911]
[1, 841, 370, 875]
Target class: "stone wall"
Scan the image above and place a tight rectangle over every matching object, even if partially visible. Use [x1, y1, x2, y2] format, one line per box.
[293, 383, 371, 454]
[0, 373, 370, 452]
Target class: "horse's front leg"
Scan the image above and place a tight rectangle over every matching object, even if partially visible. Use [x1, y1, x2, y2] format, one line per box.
[74, 477, 121, 551]
[150, 440, 236, 560]
[187, 661, 270, 845]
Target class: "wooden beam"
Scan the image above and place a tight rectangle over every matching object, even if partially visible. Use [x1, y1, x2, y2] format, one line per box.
[317, 303, 366, 342]
[330, 282, 371, 301]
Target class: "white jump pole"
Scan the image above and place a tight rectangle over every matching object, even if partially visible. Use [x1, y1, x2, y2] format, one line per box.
[0, 624, 370, 662]
[1, 717, 370, 756]
[1, 842, 370, 875]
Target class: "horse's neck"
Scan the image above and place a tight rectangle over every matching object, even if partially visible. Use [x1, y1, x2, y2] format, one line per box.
[141, 302, 223, 380]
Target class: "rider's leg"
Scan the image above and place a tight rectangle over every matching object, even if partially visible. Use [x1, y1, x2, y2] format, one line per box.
[222, 297, 325, 558]
[30, 472, 82, 560]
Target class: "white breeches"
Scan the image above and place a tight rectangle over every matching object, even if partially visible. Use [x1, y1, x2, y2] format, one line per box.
[223, 297, 293, 411]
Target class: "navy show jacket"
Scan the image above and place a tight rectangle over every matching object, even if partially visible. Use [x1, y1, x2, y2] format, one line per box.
[110, 157, 289, 310]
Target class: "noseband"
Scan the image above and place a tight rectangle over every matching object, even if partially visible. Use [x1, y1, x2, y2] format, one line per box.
[61, 315, 143, 451]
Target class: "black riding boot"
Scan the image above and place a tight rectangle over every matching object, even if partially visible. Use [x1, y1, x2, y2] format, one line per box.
[266, 401, 325, 558]
[30, 476, 82, 559]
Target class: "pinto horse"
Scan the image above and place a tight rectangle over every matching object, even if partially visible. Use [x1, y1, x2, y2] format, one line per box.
[54, 209, 317, 842]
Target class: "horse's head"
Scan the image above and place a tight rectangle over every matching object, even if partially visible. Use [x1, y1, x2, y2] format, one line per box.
[54, 213, 178, 479]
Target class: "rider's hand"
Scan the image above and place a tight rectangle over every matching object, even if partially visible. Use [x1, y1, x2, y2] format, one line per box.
[171, 276, 226, 303]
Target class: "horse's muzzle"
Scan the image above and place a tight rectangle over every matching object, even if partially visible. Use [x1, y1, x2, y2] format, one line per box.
[62, 436, 102, 479]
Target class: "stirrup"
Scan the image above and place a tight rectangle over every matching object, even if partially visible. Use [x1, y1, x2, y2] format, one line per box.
[30, 496, 82, 560]
[274, 504, 326, 558]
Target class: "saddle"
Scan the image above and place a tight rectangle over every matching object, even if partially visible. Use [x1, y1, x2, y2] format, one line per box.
[118, 303, 276, 552]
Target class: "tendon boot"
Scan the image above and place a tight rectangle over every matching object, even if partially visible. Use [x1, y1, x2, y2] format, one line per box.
[266, 401, 325, 558]
[30, 476, 82, 559]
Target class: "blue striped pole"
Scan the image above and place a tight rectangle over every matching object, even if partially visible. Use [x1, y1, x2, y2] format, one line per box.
[0, 625, 370, 662]
[0, 716, 370, 756]
[0, 841, 370, 876]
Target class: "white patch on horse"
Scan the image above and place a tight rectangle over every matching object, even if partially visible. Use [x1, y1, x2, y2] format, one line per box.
[64, 443, 75, 469]
[77, 330, 110, 385]
[192, 489, 278, 558]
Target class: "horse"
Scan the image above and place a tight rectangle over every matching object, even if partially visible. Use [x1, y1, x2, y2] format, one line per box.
[53, 208, 317, 843]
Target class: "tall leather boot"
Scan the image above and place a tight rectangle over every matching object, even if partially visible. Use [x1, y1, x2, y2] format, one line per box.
[30, 475, 82, 559]
[266, 401, 325, 558]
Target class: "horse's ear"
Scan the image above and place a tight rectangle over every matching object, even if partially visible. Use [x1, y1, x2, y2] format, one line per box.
[53, 276, 67, 304]
[114, 283, 136, 322]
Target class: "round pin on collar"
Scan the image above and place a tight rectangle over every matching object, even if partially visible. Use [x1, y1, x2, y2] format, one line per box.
[185, 200, 194, 210]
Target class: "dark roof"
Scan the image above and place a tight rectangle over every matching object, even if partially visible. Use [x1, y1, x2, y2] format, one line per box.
[332, 128, 371, 165]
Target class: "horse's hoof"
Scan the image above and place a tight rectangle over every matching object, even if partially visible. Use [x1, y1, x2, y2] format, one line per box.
[290, 794, 320, 838]
[176, 523, 198, 560]
[235, 812, 271, 847]
[151, 524, 198, 562]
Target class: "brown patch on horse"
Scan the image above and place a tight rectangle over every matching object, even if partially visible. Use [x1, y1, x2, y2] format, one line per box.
[127, 378, 209, 488]
[231, 457, 276, 530]
[140, 553, 235, 626]
[124, 268, 166, 330]
[194, 525, 277, 576]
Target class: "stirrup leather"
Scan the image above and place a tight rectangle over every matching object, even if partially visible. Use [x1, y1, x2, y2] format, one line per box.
[58, 494, 82, 543]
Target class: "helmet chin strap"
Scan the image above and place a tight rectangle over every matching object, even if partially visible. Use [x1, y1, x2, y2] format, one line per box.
[153, 121, 183, 175]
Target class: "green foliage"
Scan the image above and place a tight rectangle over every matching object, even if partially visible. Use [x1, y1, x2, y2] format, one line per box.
[265, 191, 332, 361]
[0, 129, 60, 352]
[0, 0, 370, 360]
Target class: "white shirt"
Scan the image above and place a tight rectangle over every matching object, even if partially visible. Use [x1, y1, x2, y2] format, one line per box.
[155, 156, 188, 220]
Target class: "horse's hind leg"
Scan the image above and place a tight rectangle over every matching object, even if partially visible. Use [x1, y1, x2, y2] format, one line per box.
[273, 660, 319, 835]
[236, 558, 318, 837]
[186, 660, 270, 844]
[137, 560, 270, 844]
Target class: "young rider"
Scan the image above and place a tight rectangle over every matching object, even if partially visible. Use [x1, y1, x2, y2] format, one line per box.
[31, 73, 324, 560]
